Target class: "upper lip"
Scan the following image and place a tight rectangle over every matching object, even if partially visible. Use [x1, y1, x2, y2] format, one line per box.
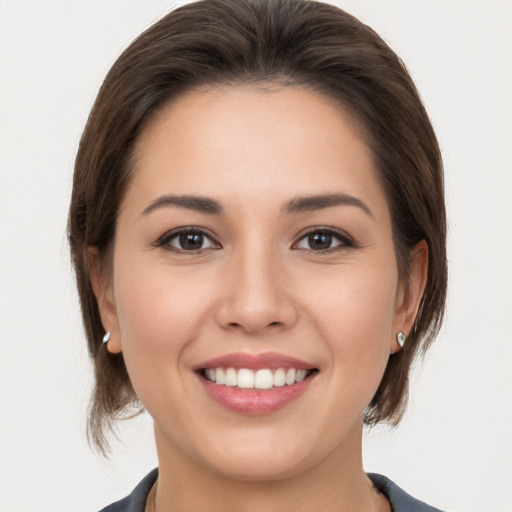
[194, 352, 316, 371]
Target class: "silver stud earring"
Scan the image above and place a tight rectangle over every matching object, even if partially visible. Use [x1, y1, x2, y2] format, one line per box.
[397, 331, 407, 348]
[102, 331, 111, 344]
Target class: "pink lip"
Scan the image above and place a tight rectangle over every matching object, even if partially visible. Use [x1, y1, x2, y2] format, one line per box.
[194, 351, 315, 371]
[198, 376, 315, 414]
[194, 352, 318, 415]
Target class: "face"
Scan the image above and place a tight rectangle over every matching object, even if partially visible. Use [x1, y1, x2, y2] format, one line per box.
[96, 86, 421, 481]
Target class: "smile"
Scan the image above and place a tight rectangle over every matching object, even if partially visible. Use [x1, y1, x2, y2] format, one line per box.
[195, 352, 318, 414]
[201, 367, 313, 389]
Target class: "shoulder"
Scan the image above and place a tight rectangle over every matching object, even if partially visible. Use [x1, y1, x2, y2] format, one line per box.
[98, 468, 158, 512]
[368, 473, 445, 512]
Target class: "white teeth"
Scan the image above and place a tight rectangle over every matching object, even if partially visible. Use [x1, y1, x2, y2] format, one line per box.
[296, 369, 307, 382]
[273, 368, 286, 387]
[255, 369, 273, 389]
[285, 368, 296, 385]
[204, 367, 312, 389]
[215, 368, 225, 385]
[237, 368, 255, 389]
[225, 367, 237, 386]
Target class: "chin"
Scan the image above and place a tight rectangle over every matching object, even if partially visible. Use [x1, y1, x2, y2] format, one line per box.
[207, 452, 313, 482]
[195, 430, 328, 482]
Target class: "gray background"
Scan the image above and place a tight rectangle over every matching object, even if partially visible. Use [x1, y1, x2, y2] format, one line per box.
[1, 1, 511, 510]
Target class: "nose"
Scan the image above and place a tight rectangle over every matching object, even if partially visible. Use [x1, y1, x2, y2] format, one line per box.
[214, 245, 298, 335]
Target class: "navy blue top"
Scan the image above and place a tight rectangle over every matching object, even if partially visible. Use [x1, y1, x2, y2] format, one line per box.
[99, 469, 444, 511]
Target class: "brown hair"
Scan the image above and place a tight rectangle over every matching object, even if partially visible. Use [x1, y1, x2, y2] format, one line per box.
[68, 0, 447, 453]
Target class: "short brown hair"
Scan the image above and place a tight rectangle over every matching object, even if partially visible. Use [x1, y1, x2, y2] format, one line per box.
[68, 0, 447, 453]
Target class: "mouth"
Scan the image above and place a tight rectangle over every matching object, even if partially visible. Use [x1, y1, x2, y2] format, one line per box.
[198, 367, 318, 390]
[194, 352, 319, 414]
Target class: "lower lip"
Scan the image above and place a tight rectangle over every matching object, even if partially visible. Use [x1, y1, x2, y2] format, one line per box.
[197, 373, 316, 414]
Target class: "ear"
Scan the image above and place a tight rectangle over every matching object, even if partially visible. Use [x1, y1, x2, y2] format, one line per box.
[391, 240, 429, 354]
[87, 247, 122, 354]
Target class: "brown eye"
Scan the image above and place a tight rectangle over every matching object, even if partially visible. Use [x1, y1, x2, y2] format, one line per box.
[306, 232, 333, 250]
[161, 229, 219, 252]
[294, 229, 353, 252]
[178, 233, 206, 251]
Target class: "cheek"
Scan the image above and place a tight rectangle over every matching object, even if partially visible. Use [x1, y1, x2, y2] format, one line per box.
[115, 251, 213, 335]
[305, 268, 398, 440]
[111, 256, 216, 393]
[301, 257, 398, 374]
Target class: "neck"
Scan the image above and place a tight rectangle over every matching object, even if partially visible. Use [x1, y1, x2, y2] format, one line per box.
[152, 421, 390, 512]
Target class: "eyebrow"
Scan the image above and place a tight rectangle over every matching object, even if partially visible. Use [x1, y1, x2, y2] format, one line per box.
[284, 193, 373, 217]
[142, 192, 373, 218]
[142, 195, 224, 216]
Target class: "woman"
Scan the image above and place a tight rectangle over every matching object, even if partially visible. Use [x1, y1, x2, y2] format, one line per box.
[68, 0, 447, 510]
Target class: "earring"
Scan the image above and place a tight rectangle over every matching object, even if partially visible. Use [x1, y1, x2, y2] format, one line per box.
[102, 331, 111, 344]
[397, 331, 407, 348]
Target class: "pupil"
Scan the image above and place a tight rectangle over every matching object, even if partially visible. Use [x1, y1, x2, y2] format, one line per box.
[180, 233, 203, 250]
[309, 232, 332, 250]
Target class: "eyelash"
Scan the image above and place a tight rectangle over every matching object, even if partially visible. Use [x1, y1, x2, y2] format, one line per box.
[293, 227, 355, 252]
[155, 226, 355, 254]
[155, 227, 220, 253]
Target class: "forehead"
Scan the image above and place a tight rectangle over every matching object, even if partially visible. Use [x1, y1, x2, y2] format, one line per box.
[125, 85, 387, 218]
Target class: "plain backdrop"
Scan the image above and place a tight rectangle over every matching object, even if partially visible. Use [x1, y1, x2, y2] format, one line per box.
[1, 1, 511, 511]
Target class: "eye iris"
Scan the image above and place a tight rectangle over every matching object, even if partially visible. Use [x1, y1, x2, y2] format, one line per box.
[179, 233, 203, 250]
[308, 232, 332, 250]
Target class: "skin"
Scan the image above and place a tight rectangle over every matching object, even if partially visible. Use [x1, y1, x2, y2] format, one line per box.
[91, 86, 427, 511]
